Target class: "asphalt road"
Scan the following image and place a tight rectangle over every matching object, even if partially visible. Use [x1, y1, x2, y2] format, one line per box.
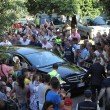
[72, 94, 104, 110]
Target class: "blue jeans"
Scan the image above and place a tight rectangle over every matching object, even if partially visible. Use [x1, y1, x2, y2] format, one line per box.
[19, 103, 27, 110]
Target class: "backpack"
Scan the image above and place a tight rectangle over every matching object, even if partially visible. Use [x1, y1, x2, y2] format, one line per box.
[6, 99, 19, 110]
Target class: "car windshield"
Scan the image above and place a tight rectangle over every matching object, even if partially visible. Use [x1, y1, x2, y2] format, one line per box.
[93, 17, 106, 25]
[25, 51, 64, 67]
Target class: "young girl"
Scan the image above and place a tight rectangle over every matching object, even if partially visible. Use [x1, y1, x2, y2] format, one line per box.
[29, 74, 39, 110]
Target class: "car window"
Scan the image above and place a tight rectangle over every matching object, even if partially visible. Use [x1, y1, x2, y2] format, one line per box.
[93, 17, 106, 25]
[25, 51, 64, 67]
[15, 55, 29, 68]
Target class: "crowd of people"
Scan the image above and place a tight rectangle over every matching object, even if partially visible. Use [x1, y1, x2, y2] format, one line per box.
[0, 17, 110, 110]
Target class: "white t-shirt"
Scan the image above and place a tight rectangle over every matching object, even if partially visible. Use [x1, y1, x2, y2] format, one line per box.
[94, 50, 108, 65]
[42, 42, 53, 49]
[20, 39, 30, 45]
[0, 40, 12, 46]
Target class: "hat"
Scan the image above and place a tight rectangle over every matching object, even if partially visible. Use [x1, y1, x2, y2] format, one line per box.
[84, 89, 92, 98]
[13, 56, 20, 63]
[64, 98, 72, 106]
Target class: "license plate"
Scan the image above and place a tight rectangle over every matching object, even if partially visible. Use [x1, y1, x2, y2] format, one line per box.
[77, 82, 85, 87]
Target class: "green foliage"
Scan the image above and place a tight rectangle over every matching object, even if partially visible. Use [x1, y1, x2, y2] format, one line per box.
[25, 0, 102, 18]
[25, 0, 75, 16]
[100, 0, 110, 17]
[0, 0, 28, 35]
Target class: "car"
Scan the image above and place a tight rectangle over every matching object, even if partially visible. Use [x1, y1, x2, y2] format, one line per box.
[0, 46, 87, 94]
[78, 16, 110, 39]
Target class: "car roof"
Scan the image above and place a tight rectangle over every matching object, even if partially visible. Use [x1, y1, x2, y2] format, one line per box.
[0, 46, 45, 55]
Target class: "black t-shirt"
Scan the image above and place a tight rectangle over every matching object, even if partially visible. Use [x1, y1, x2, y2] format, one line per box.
[64, 46, 74, 63]
[78, 101, 97, 110]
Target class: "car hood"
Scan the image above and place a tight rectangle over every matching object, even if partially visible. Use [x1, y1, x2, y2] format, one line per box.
[37, 64, 85, 78]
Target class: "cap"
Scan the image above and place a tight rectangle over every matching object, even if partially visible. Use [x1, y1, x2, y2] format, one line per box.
[84, 89, 92, 98]
[13, 56, 20, 63]
[64, 98, 72, 106]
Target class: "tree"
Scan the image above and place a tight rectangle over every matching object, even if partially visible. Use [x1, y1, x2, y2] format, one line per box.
[25, 0, 102, 18]
[100, 0, 110, 17]
[25, 0, 75, 16]
[0, 0, 28, 36]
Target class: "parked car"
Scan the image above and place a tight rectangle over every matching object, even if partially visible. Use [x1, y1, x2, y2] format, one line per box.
[78, 16, 110, 39]
[0, 46, 87, 94]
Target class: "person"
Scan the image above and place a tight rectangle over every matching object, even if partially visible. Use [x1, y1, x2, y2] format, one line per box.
[77, 44, 89, 66]
[42, 39, 53, 50]
[42, 101, 54, 110]
[68, 28, 81, 42]
[0, 59, 14, 82]
[20, 35, 30, 45]
[48, 63, 61, 81]
[46, 77, 64, 110]
[11, 75, 29, 110]
[29, 74, 39, 110]
[94, 46, 108, 66]
[0, 82, 7, 110]
[97, 70, 110, 110]
[38, 74, 51, 110]
[76, 89, 98, 110]
[0, 36, 12, 46]
[63, 41, 75, 63]
[22, 68, 31, 85]
[29, 34, 42, 47]
[83, 57, 106, 107]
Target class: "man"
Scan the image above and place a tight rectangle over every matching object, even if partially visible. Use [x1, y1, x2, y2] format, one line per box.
[77, 44, 89, 66]
[94, 46, 108, 66]
[38, 75, 51, 110]
[63, 41, 74, 63]
[76, 89, 97, 110]
[46, 77, 64, 110]
[0, 36, 12, 46]
[83, 57, 106, 107]
[20, 35, 30, 45]
[97, 70, 110, 110]
[68, 28, 81, 42]
[48, 63, 61, 81]
[42, 39, 53, 50]
[0, 82, 7, 110]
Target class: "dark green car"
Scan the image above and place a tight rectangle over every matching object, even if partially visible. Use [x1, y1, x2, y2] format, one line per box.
[0, 46, 87, 94]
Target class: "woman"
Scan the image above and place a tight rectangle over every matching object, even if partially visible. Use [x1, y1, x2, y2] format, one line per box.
[29, 74, 39, 110]
[0, 58, 14, 82]
[11, 75, 29, 110]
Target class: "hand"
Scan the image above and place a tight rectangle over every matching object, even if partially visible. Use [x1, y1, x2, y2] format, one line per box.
[97, 100, 99, 104]
[100, 52, 104, 58]
[80, 79, 83, 82]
